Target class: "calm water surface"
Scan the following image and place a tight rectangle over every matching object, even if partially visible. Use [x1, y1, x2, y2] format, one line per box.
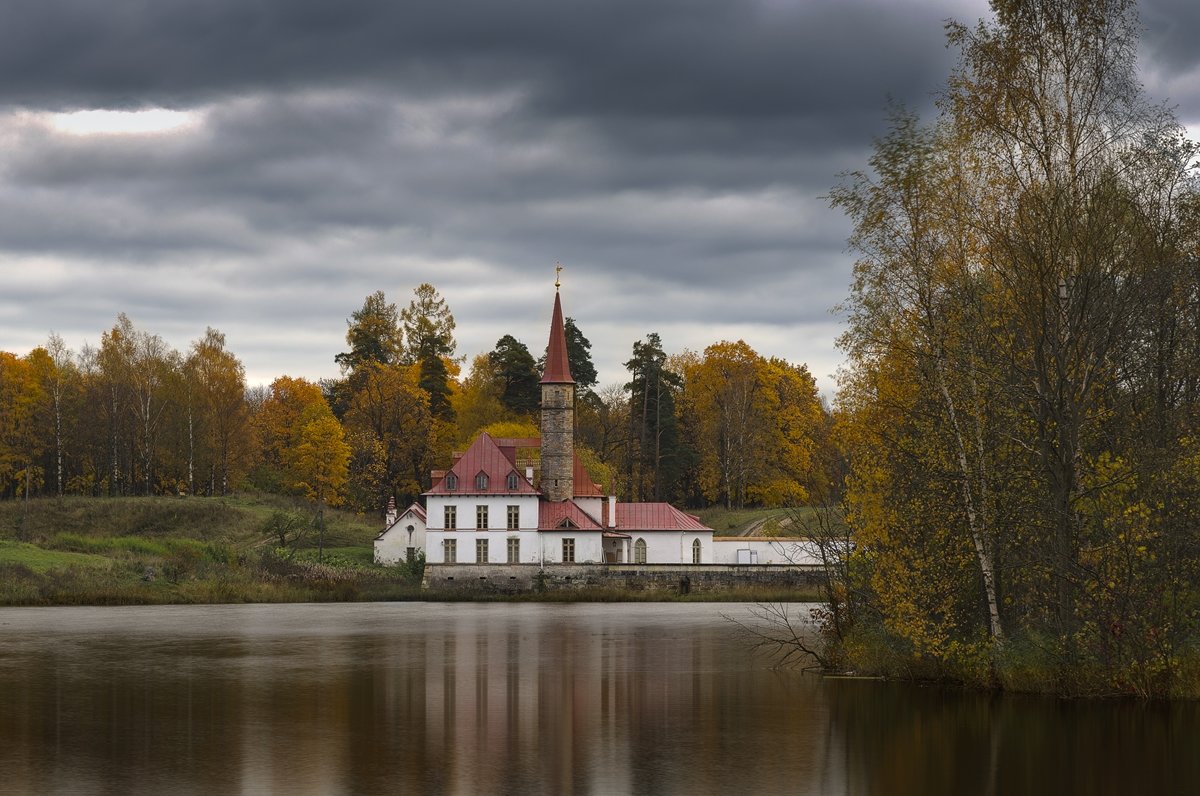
[0, 602, 1196, 795]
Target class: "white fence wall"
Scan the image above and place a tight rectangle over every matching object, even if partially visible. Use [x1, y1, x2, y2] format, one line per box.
[710, 538, 821, 566]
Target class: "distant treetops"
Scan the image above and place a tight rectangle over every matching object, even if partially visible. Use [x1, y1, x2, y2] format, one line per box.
[0, 282, 830, 524]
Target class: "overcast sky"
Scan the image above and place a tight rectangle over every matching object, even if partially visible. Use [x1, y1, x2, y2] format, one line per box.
[2, 0, 1197, 397]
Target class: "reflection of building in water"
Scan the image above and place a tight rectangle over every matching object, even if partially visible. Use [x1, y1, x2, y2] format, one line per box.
[418, 608, 738, 795]
[376, 284, 815, 570]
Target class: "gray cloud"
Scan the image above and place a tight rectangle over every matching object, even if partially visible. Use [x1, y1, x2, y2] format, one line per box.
[0, 0, 1192, 397]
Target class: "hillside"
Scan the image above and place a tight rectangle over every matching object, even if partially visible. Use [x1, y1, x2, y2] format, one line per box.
[0, 494, 417, 605]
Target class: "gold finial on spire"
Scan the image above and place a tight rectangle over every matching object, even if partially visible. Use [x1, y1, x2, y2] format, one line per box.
[555, 262, 563, 291]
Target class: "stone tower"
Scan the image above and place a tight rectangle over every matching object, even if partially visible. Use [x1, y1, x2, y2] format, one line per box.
[540, 288, 575, 501]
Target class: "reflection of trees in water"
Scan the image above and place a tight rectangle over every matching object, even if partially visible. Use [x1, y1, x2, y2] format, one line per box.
[3, 606, 1195, 795]
[825, 681, 1200, 796]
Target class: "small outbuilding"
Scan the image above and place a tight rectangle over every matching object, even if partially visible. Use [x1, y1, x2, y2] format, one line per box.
[374, 498, 427, 565]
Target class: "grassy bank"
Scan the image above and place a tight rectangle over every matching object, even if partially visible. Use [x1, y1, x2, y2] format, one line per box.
[0, 494, 425, 606]
[0, 495, 821, 606]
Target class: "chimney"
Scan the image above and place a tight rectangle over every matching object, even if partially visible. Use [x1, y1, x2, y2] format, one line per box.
[385, 496, 398, 529]
[607, 495, 617, 528]
[525, 465, 534, 484]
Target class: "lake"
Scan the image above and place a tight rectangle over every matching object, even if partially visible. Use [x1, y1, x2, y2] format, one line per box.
[0, 603, 1196, 795]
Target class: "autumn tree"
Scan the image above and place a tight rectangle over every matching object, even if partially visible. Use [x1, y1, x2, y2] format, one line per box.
[681, 341, 820, 509]
[0, 352, 44, 500]
[250, 376, 329, 494]
[400, 283, 457, 363]
[335, 290, 404, 373]
[288, 403, 351, 562]
[40, 333, 78, 497]
[400, 283, 458, 421]
[186, 328, 251, 495]
[343, 363, 436, 508]
[452, 353, 510, 444]
[830, 0, 1200, 694]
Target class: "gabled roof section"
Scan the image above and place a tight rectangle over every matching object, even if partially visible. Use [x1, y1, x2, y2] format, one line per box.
[540, 291, 575, 385]
[539, 500, 603, 531]
[615, 503, 712, 532]
[424, 433, 540, 496]
[377, 502, 427, 540]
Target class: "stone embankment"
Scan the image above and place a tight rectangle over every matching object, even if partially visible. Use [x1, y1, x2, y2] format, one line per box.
[423, 563, 822, 595]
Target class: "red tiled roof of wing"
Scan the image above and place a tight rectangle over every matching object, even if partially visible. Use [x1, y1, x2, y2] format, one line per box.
[538, 500, 603, 531]
[540, 291, 575, 384]
[572, 455, 603, 496]
[615, 503, 712, 531]
[491, 438, 541, 449]
[424, 433, 539, 496]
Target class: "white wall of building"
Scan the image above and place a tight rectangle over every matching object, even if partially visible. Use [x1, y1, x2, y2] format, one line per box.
[710, 538, 821, 565]
[538, 530, 605, 564]
[573, 496, 604, 526]
[374, 510, 427, 565]
[626, 531, 713, 564]
[426, 495, 541, 533]
[426, 530, 547, 564]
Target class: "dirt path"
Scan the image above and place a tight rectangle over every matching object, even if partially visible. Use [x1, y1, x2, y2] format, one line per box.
[740, 515, 792, 537]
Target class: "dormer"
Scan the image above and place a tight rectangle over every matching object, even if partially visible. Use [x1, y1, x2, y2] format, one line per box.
[474, 471, 489, 492]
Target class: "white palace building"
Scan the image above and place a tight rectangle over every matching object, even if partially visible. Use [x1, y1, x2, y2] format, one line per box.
[375, 286, 808, 570]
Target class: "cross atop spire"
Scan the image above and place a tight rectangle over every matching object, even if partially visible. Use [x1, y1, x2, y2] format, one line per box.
[555, 262, 563, 291]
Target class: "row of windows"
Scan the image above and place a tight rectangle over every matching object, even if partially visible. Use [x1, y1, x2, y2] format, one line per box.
[443, 537, 524, 564]
[443, 471, 523, 492]
[627, 538, 702, 564]
[440, 538, 703, 564]
[442, 505, 521, 530]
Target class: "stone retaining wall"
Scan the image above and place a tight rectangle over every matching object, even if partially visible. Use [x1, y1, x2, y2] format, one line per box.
[422, 563, 823, 595]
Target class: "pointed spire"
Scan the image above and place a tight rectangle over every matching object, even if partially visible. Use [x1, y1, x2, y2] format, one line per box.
[540, 288, 575, 384]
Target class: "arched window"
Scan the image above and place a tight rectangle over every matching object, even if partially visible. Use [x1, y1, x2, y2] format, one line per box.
[634, 538, 647, 564]
[475, 471, 489, 491]
[506, 471, 519, 491]
[445, 472, 458, 491]
[692, 538, 702, 565]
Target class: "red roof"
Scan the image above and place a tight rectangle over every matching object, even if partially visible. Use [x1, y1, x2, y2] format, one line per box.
[539, 500, 603, 531]
[573, 456, 603, 497]
[540, 291, 575, 384]
[424, 433, 540, 496]
[615, 503, 711, 531]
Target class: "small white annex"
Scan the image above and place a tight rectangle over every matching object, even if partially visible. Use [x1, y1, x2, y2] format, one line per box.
[373, 500, 427, 565]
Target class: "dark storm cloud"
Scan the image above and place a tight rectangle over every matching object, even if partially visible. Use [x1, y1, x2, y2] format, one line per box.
[0, 0, 959, 120]
[25, 0, 1196, 394]
[1141, 0, 1200, 73]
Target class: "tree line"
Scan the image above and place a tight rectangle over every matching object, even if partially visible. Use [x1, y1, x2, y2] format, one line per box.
[0, 282, 831, 517]
[825, 0, 1200, 697]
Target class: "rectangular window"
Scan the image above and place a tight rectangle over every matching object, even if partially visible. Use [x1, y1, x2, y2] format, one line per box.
[476, 538, 489, 564]
[406, 547, 415, 563]
[444, 505, 456, 530]
[507, 537, 520, 563]
[562, 538, 575, 563]
[476, 505, 488, 530]
[443, 539, 457, 563]
[506, 505, 520, 530]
